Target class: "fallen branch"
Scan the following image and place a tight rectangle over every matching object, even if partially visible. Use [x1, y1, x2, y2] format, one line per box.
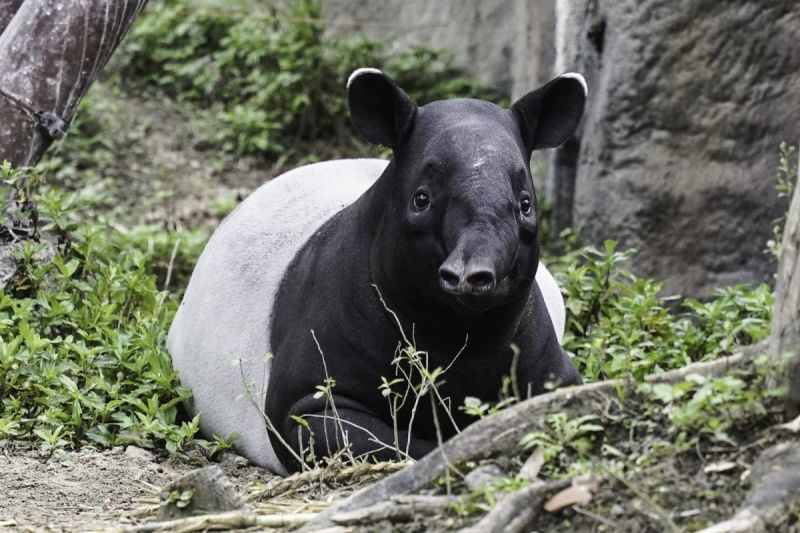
[458, 478, 571, 533]
[116, 510, 316, 533]
[696, 510, 762, 533]
[301, 342, 765, 530]
[331, 495, 459, 525]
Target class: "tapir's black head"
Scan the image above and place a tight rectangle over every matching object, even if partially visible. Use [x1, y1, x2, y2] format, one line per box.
[348, 68, 586, 316]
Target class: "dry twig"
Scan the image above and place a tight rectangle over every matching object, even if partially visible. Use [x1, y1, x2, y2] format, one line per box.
[247, 460, 410, 502]
[114, 510, 316, 533]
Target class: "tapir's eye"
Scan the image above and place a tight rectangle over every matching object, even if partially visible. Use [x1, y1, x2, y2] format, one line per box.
[413, 190, 431, 211]
[520, 195, 532, 215]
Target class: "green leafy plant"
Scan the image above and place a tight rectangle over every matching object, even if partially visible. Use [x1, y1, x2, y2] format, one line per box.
[113, 0, 502, 158]
[552, 241, 772, 382]
[640, 356, 784, 447]
[162, 489, 193, 509]
[451, 475, 530, 517]
[0, 165, 210, 454]
[460, 396, 514, 419]
[519, 413, 605, 475]
[767, 142, 798, 258]
[1, 161, 43, 241]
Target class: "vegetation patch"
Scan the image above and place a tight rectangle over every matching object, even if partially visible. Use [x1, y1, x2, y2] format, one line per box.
[0, 164, 213, 455]
[113, 0, 503, 159]
[0, 160, 777, 469]
[552, 241, 772, 382]
[532, 360, 786, 531]
[365, 355, 786, 532]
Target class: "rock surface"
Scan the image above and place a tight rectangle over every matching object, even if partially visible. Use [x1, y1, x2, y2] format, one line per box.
[545, 0, 604, 234]
[124, 445, 155, 462]
[157, 465, 249, 521]
[565, 0, 800, 297]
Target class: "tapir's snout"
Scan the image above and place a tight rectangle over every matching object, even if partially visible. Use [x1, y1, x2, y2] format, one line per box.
[438, 213, 517, 299]
[438, 259, 497, 295]
[439, 261, 497, 296]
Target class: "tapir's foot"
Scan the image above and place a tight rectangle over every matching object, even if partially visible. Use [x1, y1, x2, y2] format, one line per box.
[275, 401, 438, 471]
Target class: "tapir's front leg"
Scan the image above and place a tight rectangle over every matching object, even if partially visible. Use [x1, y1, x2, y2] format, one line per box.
[277, 394, 437, 471]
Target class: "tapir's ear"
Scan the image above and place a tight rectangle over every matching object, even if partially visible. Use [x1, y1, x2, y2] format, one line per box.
[347, 68, 418, 148]
[511, 73, 587, 152]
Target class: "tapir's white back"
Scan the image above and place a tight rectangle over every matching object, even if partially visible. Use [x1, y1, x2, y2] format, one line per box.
[167, 158, 565, 473]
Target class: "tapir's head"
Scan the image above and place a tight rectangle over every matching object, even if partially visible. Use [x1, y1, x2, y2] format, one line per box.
[348, 68, 586, 315]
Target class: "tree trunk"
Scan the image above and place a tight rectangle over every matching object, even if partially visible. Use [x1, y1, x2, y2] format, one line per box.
[0, 0, 148, 167]
[0, 0, 24, 35]
[772, 145, 800, 417]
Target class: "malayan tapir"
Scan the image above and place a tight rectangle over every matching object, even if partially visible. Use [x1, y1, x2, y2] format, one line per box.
[167, 68, 586, 474]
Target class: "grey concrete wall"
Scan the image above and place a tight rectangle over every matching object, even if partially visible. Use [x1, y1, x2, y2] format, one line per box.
[322, 0, 555, 99]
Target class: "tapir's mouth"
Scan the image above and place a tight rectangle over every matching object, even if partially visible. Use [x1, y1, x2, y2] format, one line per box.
[444, 275, 512, 315]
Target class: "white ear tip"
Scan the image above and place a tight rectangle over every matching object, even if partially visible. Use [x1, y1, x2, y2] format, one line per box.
[560, 72, 588, 97]
[347, 67, 384, 89]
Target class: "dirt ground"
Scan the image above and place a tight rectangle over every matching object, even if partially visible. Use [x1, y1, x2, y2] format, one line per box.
[0, 444, 274, 532]
[58, 82, 379, 233]
[65, 84, 271, 231]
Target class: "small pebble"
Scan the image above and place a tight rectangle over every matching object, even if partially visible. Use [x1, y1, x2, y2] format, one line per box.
[219, 452, 250, 468]
[124, 445, 154, 462]
[464, 463, 506, 491]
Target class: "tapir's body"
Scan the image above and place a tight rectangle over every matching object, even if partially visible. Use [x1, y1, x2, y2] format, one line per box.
[169, 69, 586, 474]
[168, 158, 568, 473]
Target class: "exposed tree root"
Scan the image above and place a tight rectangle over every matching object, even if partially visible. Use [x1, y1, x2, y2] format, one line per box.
[331, 495, 460, 525]
[771, 142, 800, 417]
[107, 342, 765, 533]
[697, 441, 800, 533]
[301, 342, 765, 530]
[457, 478, 571, 533]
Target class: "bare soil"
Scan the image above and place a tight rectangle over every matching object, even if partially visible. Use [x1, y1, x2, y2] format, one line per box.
[61, 83, 272, 231]
[55, 82, 379, 232]
[0, 444, 274, 532]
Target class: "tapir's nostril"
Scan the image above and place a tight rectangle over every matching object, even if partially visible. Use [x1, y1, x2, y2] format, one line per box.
[439, 262, 497, 295]
[438, 266, 461, 290]
[465, 270, 496, 292]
